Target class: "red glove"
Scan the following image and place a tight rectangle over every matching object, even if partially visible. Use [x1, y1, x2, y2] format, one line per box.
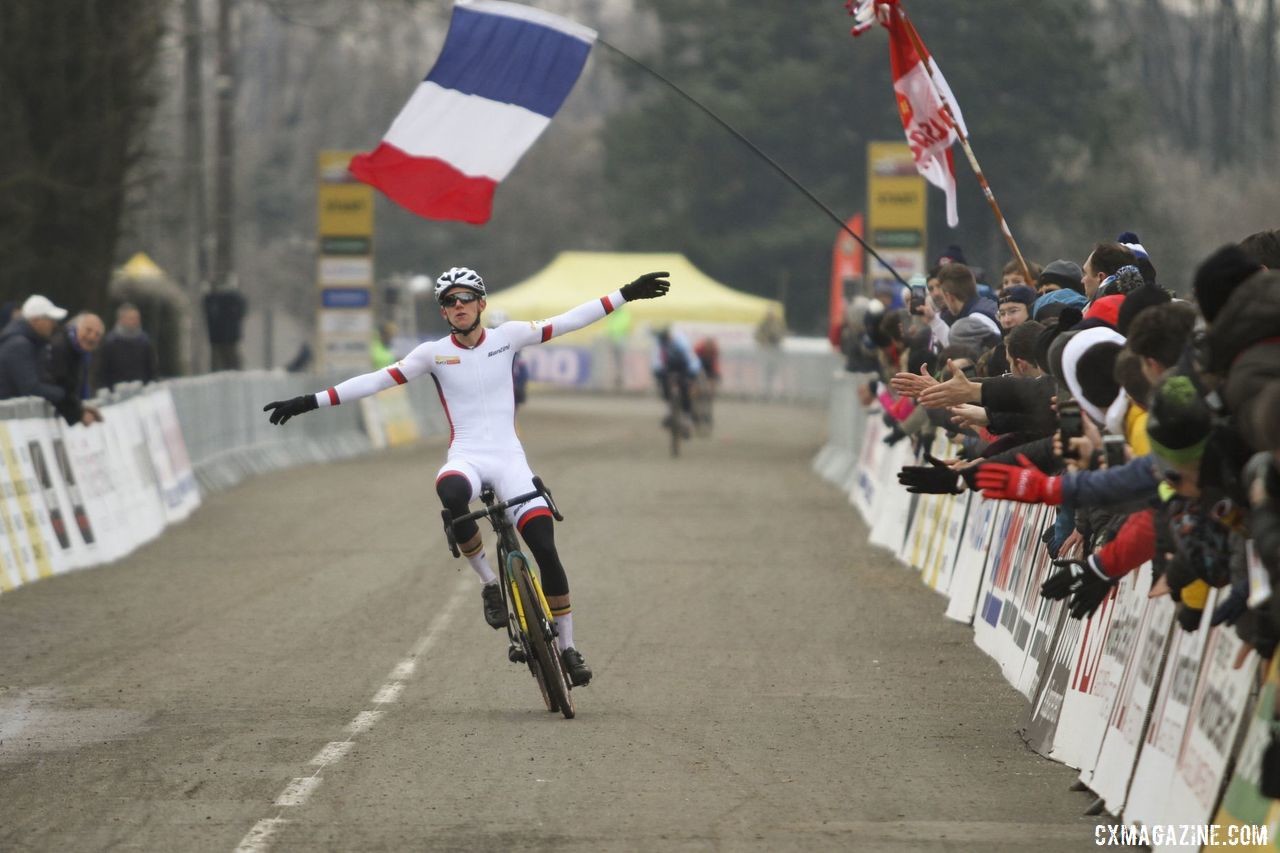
[974, 453, 1063, 504]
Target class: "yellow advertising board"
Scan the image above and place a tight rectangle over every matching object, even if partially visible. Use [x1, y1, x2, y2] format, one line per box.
[866, 141, 927, 288]
[317, 151, 374, 238]
[317, 151, 375, 372]
[867, 141, 925, 246]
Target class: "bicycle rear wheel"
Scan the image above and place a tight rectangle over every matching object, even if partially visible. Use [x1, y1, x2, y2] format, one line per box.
[666, 374, 681, 457]
[514, 561, 575, 719]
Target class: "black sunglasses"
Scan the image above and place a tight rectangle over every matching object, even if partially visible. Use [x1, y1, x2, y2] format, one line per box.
[441, 292, 480, 308]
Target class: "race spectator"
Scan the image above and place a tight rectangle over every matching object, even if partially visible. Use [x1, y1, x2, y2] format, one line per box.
[48, 312, 105, 426]
[996, 285, 1037, 331]
[1081, 242, 1137, 300]
[370, 321, 397, 370]
[0, 295, 69, 407]
[925, 263, 999, 349]
[1036, 259, 1085, 295]
[1000, 259, 1041, 291]
[1126, 302, 1197, 385]
[95, 302, 158, 390]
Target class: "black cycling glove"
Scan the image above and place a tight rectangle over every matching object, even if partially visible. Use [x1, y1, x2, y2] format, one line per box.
[620, 271, 671, 301]
[897, 465, 963, 494]
[263, 394, 318, 425]
[1042, 556, 1113, 602]
[1067, 583, 1113, 620]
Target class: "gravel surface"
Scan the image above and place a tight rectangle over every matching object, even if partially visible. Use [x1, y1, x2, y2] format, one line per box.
[0, 393, 1112, 851]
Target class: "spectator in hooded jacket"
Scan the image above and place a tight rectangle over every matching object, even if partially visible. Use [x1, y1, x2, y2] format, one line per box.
[924, 263, 999, 349]
[0, 295, 69, 406]
[95, 303, 158, 391]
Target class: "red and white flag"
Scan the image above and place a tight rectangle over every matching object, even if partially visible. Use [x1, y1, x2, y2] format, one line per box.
[848, 0, 967, 226]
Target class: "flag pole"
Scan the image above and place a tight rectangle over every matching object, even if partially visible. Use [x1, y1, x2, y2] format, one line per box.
[899, 13, 1034, 286]
[596, 37, 911, 289]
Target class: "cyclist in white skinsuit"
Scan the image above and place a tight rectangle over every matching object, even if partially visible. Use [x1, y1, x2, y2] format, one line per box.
[264, 267, 672, 686]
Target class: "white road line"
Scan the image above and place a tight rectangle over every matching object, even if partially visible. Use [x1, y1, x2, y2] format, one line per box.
[309, 741, 354, 766]
[372, 682, 404, 704]
[274, 776, 322, 807]
[232, 577, 470, 853]
[234, 818, 287, 853]
[346, 709, 383, 734]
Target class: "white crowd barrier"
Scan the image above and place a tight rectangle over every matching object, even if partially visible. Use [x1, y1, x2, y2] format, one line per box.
[816, 371, 1280, 848]
[0, 371, 448, 597]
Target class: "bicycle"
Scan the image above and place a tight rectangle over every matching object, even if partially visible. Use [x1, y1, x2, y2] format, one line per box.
[662, 369, 690, 457]
[442, 477, 576, 719]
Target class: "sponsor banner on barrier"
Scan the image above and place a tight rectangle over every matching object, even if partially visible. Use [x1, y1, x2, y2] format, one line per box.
[27, 418, 98, 571]
[0, 419, 60, 579]
[1013, 526, 1064, 697]
[850, 413, 885, 525]
[973, 502, 1034, 672]
[136, 391, 200, 523]
[1123, 588, 1220, 829]
[359, 385, 422, 450]
[1023, 607, 1078, 756]
[1048, 568, 1145, 770]
[1214, 655, 1280, 850]
[0, 422, 47, 586]
[924, 490, 969, 595]
[1155, 626, 1258, 844]
[868, 440, 916, 553]
[901, 488, 942, 572]
[944, 492, 995, 624]
[62, 416, 133, 564]
[110, 396, 169, 548]
[520, 346, 591, 387]
[153, 389, 201, 520]
[1088, 566, 1173, 810]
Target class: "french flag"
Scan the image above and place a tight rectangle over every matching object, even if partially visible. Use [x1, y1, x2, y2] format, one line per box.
[350, 0, 596, 224]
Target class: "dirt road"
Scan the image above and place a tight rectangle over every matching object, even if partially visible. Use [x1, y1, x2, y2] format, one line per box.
[0, 394, 1106, 851]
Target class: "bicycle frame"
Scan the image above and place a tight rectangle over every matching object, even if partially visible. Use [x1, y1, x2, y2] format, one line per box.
[442, 477, 575, 718]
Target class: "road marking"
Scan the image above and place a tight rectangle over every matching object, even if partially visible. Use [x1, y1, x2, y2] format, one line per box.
[346, 709, 383, 734]
[234, 818, 287, 853]
[232, 577, 469, 852]
[372, 682, 403, 704]
[309, 741, 354, 766]
[274, 776, 322, 807]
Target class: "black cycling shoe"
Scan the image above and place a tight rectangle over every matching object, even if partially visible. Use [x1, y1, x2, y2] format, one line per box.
[561, 647, 592, 687]
[482, 583, 508, 629]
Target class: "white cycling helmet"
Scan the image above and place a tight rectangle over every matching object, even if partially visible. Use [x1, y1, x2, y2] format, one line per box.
[434, 267, 486, 302]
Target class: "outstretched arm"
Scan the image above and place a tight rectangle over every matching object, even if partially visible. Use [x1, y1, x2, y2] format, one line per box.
[264, 343, 436, 424]
[514, 271, 671, 346]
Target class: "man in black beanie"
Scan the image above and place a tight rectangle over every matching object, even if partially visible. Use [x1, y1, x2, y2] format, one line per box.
[1193, 245, 1263, 323]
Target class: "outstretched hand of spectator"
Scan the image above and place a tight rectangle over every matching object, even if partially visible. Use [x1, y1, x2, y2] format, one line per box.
[890, 363, 937, 399]
[949, 404, 988, 431]
[620, 271, 670, 301]
[1042, 556, 1114, 619]
[918, 360, 981, 409]
[975, 453, 1063, 504]
[897, 451, 964, 494]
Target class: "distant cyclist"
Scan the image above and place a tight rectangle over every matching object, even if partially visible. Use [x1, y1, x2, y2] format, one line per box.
[651, 326, 702, 432]
[264, 267, 672, 686]
[692, 336, 720, 428]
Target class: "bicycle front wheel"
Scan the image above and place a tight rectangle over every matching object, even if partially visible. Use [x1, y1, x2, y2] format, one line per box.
[514, 562, 575, 720]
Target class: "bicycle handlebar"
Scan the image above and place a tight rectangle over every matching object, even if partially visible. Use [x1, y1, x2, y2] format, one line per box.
[444, 476, 564, 545]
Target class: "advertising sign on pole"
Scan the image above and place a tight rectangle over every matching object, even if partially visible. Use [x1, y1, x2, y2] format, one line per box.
[318, 151, 375, 372]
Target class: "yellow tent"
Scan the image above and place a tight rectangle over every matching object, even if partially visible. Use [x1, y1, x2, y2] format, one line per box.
[485, 251, 783, 345]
